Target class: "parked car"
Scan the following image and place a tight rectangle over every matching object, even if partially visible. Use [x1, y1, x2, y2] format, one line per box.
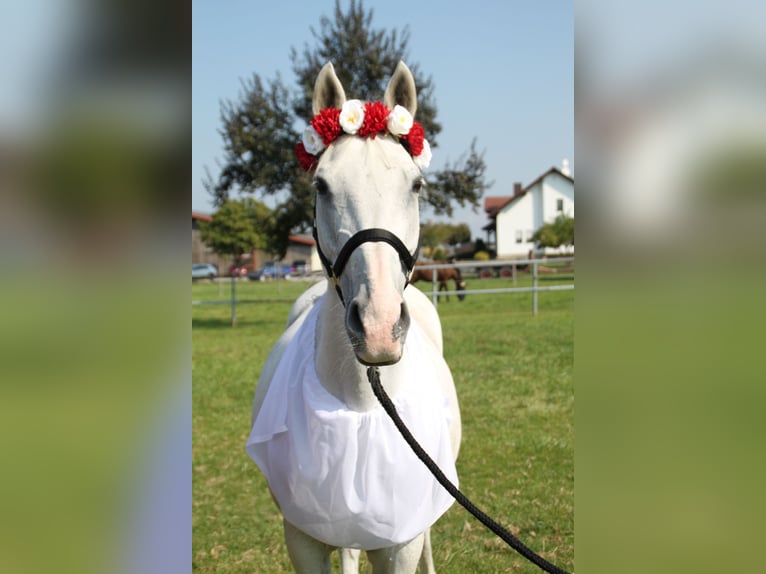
[192, 263, 218, 280]
[248, 262, 294, 281]
[229, 263, 252, 277]
[292, 259, 308, 276]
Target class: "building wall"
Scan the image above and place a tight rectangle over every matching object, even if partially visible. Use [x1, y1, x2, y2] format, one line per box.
[191, 226, 231, 272]
[542, 172, 574, 221]
[496, 191, 535, 257]
[541, 173, 575, 255]
[495, 172, 574, 258]
[283, 243, 319, 271]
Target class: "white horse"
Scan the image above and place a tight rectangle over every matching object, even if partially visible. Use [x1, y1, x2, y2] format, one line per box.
[247, 62, 461, 574]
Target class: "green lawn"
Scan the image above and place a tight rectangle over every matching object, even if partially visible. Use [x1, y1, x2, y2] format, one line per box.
[192, 277, 574, 573]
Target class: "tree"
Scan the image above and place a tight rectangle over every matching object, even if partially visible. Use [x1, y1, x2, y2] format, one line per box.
[199, 198, 273, 265]
[419, 221, 472, 257]
[446, 223, 472, 246]
[206, 0, 490, 256]
[531, 215, 575, 250]
[425, 139, 492, 217]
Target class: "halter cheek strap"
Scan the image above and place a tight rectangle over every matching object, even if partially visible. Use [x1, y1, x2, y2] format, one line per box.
[312, 223, 419, 305]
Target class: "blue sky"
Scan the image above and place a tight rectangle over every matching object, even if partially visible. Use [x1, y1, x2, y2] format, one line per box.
[192, 0, 573, 239]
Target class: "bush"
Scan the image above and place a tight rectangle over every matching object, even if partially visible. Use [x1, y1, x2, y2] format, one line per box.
[474, 251, 490, 261]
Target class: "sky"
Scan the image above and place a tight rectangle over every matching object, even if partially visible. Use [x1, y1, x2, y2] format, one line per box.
[192, 0, 573, 240]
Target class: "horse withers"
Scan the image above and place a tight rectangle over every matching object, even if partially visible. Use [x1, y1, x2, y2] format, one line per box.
[410, 261, 467, 302]
[246, 62, 461, 574]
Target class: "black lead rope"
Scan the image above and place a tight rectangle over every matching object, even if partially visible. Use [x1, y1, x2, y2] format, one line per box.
[367, 366, 571, 574]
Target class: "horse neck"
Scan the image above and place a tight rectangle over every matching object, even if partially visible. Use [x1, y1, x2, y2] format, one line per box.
[314, 292, 409, 412]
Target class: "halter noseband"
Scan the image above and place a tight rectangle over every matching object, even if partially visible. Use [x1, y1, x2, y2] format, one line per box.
[312, 223, 419, 305]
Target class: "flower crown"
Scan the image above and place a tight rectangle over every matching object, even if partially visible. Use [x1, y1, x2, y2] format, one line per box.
[295, 100, 432, 172]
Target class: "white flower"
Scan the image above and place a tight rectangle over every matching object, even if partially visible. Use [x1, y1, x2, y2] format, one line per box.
[339, 99, 365, 135]
[414, 139, 432, 170]
[387, 105, 414, 136]
[302, 125, 325, 155]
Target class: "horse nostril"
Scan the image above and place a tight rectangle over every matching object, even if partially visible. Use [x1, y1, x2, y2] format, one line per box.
[346, 300, 364, 338]
[393, 302, 411, 341]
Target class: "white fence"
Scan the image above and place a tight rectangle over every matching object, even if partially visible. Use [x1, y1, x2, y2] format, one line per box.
[413, 257, 574, 315]
[192, 257, 574, 323]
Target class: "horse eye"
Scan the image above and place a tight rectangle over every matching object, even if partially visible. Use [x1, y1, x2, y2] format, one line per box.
[313, 177, 329, 195]
[412, 178, 425, 194]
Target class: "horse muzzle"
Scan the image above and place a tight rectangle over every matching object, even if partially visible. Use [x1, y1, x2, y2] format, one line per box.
[345, 296, 411, 366]
[314, 225, 417, 364]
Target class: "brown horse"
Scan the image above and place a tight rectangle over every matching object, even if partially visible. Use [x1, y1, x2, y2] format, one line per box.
[410, 261, 467, 301]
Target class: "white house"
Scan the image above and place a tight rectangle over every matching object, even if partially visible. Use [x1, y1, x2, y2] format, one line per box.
[483, 160, 574, 258]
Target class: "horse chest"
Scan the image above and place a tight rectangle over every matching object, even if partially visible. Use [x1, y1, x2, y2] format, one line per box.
[246, 304, 458, 549]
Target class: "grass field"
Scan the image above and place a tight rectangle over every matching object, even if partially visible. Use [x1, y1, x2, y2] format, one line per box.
[192, 276, 574, 573]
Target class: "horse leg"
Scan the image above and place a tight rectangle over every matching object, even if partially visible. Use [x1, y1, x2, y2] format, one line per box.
[439, 281, 449, 302]
[417, 528, 436, 574]
[283, 519, 334, 574]
[366, 533, 424, 574]
[339, 548, 361, 574]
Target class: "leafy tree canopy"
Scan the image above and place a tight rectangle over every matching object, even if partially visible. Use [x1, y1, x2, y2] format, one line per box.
[205, 0, 490, 256]
[419, 221, 472, 252]
[199, 198, 273, 263]
[531, 215, 574, 249]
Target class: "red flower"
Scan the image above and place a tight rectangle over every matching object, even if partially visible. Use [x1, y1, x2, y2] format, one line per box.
[295, 142, 318, 171]
[401, 122, 425, 157]
[297, 102, 427, 171]
[358, 101, 390, 138]
[310, 108, 342, 146]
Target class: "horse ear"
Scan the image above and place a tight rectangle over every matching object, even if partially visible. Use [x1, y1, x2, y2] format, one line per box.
[313, 62, 346, 115]
[384, 61, 417, 117]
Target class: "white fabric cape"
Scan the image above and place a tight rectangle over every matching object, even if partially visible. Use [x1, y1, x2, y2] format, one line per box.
[245, 300, 458, 550]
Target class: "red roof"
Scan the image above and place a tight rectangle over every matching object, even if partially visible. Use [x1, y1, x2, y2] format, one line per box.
[484, 196, 513, 216]
[192, 212, 213, 222]
[288, 235, 316, 246]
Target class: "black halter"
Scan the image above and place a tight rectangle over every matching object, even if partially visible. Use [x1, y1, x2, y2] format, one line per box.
[312, 222, 419, 305]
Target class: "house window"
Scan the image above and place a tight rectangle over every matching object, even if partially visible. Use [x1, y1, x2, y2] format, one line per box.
[525, 229, 533, 242]
[515, 230, 523, 244]
[556, 199, 564, 213]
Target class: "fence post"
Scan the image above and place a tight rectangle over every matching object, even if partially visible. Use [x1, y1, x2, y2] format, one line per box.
[431, 268, 438, 307]
[532, 260, 538, 316]
[230, 275, 237, 327]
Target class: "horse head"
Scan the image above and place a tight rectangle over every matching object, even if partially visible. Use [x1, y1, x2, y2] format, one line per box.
[456, 279, 467, 301]
[309, 62, 426, 366]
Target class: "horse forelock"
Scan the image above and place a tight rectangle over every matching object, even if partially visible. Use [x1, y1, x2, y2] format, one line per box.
[320, 134, 413, 174]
